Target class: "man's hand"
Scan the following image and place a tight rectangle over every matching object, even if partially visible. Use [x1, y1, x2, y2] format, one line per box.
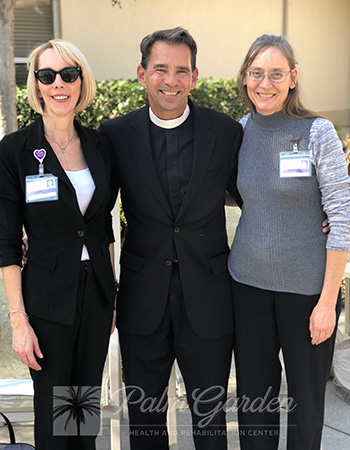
[322, 219, 330, 234]
[225, 191, 237, 207]
[110, 310, 116, 334]
[22, 235, 28, 265]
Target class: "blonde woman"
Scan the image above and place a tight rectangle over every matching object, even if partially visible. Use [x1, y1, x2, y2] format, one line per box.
[0, 40, 116, 450]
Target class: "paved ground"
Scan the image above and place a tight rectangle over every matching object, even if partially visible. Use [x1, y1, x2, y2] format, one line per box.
[1, 375, 350, 449]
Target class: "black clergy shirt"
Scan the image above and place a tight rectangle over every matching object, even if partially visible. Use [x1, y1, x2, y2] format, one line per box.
[149, 112, 194, 217]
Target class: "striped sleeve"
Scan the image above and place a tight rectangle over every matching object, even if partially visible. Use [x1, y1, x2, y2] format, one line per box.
[310, 118, 350, 251]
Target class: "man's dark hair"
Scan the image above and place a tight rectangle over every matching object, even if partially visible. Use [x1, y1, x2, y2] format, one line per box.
[140, 27, 197, 71]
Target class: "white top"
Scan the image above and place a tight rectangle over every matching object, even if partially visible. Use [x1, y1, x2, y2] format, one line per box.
[65, 168, 96, 261]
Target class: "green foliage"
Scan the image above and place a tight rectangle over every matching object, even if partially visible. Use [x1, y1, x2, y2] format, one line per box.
[76, 80, 149, 129]
[16, 86, 40, 128]
[111, 0, 136, 8]
[16, 78, 247, 237]
[190, 78, 248, 121]
[119, 201, 127, 242]
[16, 78, 247, 130]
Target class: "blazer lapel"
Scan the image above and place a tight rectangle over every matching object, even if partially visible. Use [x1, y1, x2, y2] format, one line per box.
[25, 118, 105, 223]
[26, 117, 75, 194]
[78, 124, 108, 222]
[176, 103, 216, 221]
[127, 107, 174, 220]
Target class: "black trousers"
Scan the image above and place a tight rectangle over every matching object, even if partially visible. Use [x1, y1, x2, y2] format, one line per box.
[29, 261, 114, 450]
[232, 280, 341, 450]
[119, 264, 233, 450]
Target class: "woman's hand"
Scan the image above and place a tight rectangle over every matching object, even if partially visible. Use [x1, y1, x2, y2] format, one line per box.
[11, 315, 43, 371]
[309, 249, 348, 345]
[309, 301, 336, 345]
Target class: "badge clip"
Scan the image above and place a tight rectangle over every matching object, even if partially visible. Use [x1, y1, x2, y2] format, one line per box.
[33, 149, 46, 177]
[292, 139, 299, 154]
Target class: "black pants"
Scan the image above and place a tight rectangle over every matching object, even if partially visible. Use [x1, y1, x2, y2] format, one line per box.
[232, 280, 341, 450]
[29, 261, 113, 450]
[119, 264, 233, 450]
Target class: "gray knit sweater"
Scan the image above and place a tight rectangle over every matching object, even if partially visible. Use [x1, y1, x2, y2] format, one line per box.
[228, 111, 350, 295]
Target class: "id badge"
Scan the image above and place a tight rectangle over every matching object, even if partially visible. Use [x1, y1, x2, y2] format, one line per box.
[25, 174, 58, 203]
[280, 151, 312, 178]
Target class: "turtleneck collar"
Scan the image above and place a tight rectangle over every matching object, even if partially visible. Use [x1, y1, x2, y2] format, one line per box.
[252, 110, 293, 130]
[149, 105, 190, 129]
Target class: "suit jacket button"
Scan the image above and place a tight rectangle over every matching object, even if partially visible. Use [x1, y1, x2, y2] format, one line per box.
[174, 227, 180, 233]
[165, 260, 172, 266]
[77, 229, 85, 238]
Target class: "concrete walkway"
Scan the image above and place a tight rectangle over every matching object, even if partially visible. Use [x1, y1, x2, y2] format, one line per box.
[1, 374, 349, 449]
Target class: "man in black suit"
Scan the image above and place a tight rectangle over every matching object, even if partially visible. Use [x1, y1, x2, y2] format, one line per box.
[100, 27, 242, 450]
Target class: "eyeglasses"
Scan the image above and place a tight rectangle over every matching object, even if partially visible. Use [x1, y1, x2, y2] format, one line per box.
[34, 67, 82, 85]
[246, 69, 291, 83]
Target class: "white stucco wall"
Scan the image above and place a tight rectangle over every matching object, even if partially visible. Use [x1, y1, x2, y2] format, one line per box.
[59, 0, 350, 126]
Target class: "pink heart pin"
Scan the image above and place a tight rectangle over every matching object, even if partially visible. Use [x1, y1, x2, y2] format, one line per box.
[33, 149, 46, 164]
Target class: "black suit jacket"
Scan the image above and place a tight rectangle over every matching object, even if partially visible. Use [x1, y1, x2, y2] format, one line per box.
[101, 101, 242, 339]
[0, 118, 115, 325]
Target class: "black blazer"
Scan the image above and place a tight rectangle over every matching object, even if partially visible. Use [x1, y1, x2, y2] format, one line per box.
[101, 101, 242, 339]
[0, 118, 115, 325]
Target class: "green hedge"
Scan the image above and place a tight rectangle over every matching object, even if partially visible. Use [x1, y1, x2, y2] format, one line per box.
[16, 78, 247, 238]
[16, 78, 248, 129]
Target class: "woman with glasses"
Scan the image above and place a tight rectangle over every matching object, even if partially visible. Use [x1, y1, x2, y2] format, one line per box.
[228, 34, 350, 450]
[0, 40, 116, 450]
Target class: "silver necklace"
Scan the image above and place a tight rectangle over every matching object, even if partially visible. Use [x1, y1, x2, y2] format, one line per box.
[45, 133, 75, 155]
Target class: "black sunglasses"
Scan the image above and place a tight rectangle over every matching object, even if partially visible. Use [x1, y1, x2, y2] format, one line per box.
[34, 67, 82, 85]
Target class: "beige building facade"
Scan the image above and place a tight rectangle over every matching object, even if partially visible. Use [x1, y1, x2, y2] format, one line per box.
[17, 0, 350, 128]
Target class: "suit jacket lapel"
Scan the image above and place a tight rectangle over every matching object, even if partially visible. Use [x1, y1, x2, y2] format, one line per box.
[176, 103, 216, 221]
[127, 106, 174, 220]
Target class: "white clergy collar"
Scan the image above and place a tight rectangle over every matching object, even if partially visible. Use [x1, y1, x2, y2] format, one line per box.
[149, 105, 190, 129]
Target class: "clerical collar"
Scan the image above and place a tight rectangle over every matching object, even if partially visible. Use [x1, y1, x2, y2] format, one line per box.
[149, 105, 190, 129]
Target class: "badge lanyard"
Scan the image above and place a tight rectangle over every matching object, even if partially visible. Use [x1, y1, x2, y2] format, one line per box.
[25, 149, 59, 203]
[280, 139, 312, 178]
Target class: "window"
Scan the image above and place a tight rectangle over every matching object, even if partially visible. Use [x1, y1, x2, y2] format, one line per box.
[14, 0, 55, 85]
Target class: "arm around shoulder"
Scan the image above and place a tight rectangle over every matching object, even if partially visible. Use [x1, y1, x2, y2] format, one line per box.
[311, 119, 350, 252]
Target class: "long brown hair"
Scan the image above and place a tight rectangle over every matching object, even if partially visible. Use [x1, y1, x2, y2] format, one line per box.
[239, 35, 320, 120]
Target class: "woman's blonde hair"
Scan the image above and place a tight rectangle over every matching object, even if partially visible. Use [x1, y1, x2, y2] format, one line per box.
[239, 34, 319, 120]
[27, 39, 96, 115]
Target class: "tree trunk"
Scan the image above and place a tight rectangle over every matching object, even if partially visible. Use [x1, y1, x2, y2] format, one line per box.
[0, 0, 17, 140]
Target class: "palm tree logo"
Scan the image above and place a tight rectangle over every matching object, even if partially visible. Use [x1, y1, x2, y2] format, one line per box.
[53, 386, 101, 436]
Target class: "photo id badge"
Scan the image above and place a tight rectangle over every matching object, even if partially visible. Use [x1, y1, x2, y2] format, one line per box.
[25, 174, 58, 203]
[280, 151, 312, 178]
